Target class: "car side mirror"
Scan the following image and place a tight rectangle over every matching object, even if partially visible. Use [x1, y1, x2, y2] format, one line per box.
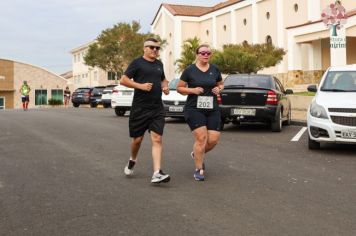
[285, 89, 293, 94]
[307, 85, 317, 92]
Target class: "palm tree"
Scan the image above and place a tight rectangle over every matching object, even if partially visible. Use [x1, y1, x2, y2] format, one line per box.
[175, 37, 200, 73]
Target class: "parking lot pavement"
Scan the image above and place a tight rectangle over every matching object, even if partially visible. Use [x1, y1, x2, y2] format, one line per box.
[0, 108, 355, 235]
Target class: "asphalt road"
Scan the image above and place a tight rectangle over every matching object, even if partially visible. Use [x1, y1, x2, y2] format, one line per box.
[0, 108, 355, 236]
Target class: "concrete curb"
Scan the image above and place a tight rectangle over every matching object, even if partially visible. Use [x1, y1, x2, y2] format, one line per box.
[291, 119, 307, 126]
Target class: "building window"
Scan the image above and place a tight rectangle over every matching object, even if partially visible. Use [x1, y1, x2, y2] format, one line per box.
[0, 75, 5, 80]
[266, 35, 273, 44]
[243, 18, 247, 25]
[0, 97, 4, 109]
[223, 25, 227, 31]
[35, 90, 48, 105]
[108, 71, 116, 80]
[206, 30, 209, 36]
[294, 4, 299, 12]
[169, 33, 172, 38]
[266, 12, 270, 19]
[51, 89, 63, 102]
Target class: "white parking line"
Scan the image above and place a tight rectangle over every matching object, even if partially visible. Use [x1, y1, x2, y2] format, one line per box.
[291, 127, 307, 142]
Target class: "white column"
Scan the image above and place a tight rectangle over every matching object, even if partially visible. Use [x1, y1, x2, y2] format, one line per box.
[230, 10, 237, 44]
[212, 16, 217, 48]
[308, 41, 322, 70]
[252, 0, 258, 44]
[287, 31, 302, 71]
[276, 0, 286, 73]
[161, 12, 167, 67]
[330, 27, 347, 66]
[174, 18, 182, 78]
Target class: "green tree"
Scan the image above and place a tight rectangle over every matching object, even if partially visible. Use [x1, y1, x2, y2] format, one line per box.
[84, 21, 163, 83]
[211, 42, 286, 74]
[175, 37, 201, 73]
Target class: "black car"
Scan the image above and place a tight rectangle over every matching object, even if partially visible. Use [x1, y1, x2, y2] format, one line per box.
[219, 74, 293, 131]
[89, 86, 106, 108]
[72, 87, 92, 107]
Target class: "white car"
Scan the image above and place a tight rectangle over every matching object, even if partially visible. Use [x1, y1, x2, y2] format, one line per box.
[307, 64, 356, 149]
[111, 84, 134, 116]
[101, 85, 116, 108]
[162, 78, 187, 118]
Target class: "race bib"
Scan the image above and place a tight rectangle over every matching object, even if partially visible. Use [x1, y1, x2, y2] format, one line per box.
[197, 96, 213, 109]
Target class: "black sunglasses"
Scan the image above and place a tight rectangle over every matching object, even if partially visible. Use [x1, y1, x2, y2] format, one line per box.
[198, 51, 211, 56]
[146, 45, 161, 50]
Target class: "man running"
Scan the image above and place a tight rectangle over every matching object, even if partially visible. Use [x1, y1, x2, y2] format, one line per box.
[20, 81, 31, 110]
[120, 38, 171, 184]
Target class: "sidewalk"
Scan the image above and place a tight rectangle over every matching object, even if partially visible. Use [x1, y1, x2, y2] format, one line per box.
[288, 92, 312, 126]
[291, 109, 307, 126]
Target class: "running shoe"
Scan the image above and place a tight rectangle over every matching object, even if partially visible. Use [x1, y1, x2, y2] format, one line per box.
[151, 170, 171, 183]
[191, 151, 205, 170]
[194, 169, 205, 181]
[124, 160, 136, 176]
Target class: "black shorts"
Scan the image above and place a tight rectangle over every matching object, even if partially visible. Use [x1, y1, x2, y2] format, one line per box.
[184, 109, 221, 131]
[21, 96, 29, 102]
[129, 106, 165, 138]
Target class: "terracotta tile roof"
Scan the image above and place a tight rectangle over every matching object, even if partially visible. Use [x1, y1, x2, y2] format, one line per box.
[162, 4, 212, 17]
[60, 71, 73, 79]
[152, 0, 244, 24]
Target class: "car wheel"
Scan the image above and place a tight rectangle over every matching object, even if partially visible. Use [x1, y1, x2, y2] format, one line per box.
[115, 107, 126, 116]
[90, 103, 97, 108]
[271, 110, 282, 132]
[308, 136, 320, 150]
[283, 108, 291, 126]
[73, 103, 79, 108]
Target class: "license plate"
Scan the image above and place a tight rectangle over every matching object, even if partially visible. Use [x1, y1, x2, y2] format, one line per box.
[169, 106, 183, 112]
[231, 108, 256, 116]
[341, 130, 356, 139]
[122, 91, 132, 96]
[77, 95, 82, 97]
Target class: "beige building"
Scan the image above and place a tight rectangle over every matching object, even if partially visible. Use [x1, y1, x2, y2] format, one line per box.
[151, 0, 356, 86]
[0, 59, 68, 109]
[70, 42, 117, 90]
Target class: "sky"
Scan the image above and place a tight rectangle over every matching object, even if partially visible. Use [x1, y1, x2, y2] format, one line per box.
[0, 0, 222, 75]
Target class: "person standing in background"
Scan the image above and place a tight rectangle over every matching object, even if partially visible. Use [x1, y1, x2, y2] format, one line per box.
[64, 86, 71, 107]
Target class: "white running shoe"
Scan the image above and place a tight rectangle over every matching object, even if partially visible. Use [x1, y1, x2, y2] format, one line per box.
[124, 160, 136, 176]
[151, 170, 170, 183]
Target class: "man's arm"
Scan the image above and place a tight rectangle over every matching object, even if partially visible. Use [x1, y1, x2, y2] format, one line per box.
[120, 75, 152, 92]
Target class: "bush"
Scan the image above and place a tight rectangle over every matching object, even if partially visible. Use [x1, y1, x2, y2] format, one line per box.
[48, 98, 63, 105]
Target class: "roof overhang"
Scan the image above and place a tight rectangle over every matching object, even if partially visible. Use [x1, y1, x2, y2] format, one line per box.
[295, 29, 329, 43]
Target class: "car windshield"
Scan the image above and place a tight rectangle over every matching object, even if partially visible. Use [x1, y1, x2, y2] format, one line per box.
[168, 79, 180, 90]
[93, 87, 105, 93]
[321, 71, 356, 92]
[224, 75, 273, 89]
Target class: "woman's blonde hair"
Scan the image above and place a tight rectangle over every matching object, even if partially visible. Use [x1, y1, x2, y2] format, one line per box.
[195, 44, 210, 54]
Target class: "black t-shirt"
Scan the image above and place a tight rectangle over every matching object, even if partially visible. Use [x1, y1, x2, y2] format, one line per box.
[124, 57, 165, 109]
[180, 64, 222, 111]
